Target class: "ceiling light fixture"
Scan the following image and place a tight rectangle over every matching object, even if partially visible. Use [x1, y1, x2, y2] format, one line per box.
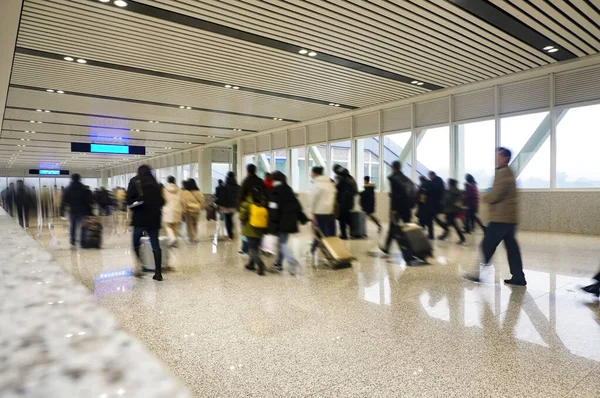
[298, 49, 308, 55]
[417, 82, 424, 86]
[113, 0, 128, 7]
[46, 89, 55, 93]
[44, 110, 50, 113]
[76, 59, 87, 64]
[232, 86, 239, 90]
[548, 48, 558, 53]
[98, 0, 110, 2]
[308, 51, 317, 57]
[36, 109, 42, 112]
[224, 84, 232, 88]
[543, 46, 554, 51]
[179, 105, 185, 109]
[411, 80, 419, 84]
[56, 90, 65, 94]
[186, 106, 191, 110]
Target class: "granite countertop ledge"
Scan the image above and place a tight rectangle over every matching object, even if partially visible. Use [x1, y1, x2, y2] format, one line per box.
[0, 210, 191, 398]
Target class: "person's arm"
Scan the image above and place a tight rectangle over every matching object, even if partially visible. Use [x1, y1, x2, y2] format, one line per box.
[125, 179, 138, 206]
[239, 199, 249, 223]
[483, 170, 509, 205]
[196, 192, 205, 210]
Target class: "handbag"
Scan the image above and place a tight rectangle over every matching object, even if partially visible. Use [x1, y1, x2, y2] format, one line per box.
[127, 180, 145, 209]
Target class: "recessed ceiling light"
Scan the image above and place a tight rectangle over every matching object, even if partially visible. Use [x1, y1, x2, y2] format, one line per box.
[328, 103, 335, 106]
[46, 89, 55, 93]
[76, 59, 87, 64]
[299, 49, 308, 55]
[36, 109, 42, 112]
[56, 90, 65, 94]
[30, 120, 35, 123]
[179, 105, 185, 109]
[64, 56, 74, 61]
[417, 82, 424, 86]
[44, 110, 50, 113]
[31, 131, 35, 134]
[411, 80, 419, 84]
[99, 0, 110, 2]
[308, 51, 317, 57]
[186, 106, 191, 110]
[334, 104, 340, 107]
[224, 84, 232, 88]
[232, 86, 239, 90]
[548, 48, 558, 53]
[37, 121, 42, 123]
[113, 0, 127, 7]
[543, 46, 554, 51]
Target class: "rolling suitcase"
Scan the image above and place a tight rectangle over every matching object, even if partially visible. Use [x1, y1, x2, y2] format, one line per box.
[80, 216, 102, 248]
[139, 236, 170, 270]
[313, 226, 354, 268]
[349, 211, 367, 239]
[396, 223, 433, 261]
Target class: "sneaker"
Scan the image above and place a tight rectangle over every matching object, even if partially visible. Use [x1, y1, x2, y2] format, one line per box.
[457, 240, 466, 246]
[257, 269, 265, 276]
[377, 225, 383, 234]
[581, 283, 600, 297]
[437, 234, 447, 241]
[339, 235, 348, 240]
[272, 263, 283, 272]
[289, 264, 297, 276]
[152, 274, 163, 281]
[504, 278, 527, 286]
[379, 246, 389, 255]
[463, 273, 481, 283]
[238, 250, 247, 255]
[244, 264, 256, 271]
[142, 266, 154, 273]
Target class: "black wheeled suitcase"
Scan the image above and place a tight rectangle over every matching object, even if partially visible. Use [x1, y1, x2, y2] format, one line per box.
[397, 223, 433, 261]
[80, 216, 103, 249]
[349, 211, 367, 239]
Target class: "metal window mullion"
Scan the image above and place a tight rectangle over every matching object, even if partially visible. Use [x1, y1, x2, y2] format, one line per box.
[449, 95, 456, 180]
[350, 116, 356, 179]
[495, 85, 500, 149]
[378, 109, 384, 193]
[550, 73, 557, 189]
[410, 103, 417, 181]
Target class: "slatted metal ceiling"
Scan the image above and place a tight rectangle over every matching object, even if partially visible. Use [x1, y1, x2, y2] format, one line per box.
[2, 0, 600, 171]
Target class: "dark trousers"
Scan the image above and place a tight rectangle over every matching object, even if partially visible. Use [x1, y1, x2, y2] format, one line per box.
[224, 212, 234, 238]
[246, 237, 265, 272]
[482, 222, 525, 282]
[338, 208, 351, 239]
[465, 207, 485, 233]
[442, 212, 465, 241]
[367, 213, 382, 229]
[132, 226, 162, 276]
[69, 214, 84, 245]
[16, 204, 29, 228]
[383, 213, 413, 262]
[311, 214, 336, 253]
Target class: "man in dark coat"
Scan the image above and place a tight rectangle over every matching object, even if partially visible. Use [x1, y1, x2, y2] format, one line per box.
[360, 176, 382, 233]
[238, 164, 265, 253]
[428, 171, 447, 233]
[60, 174, 93, 246]
[216, 173, 240, 239]
[268, 171, 304, 275]
[333, 165, 357, 240]
[14, 180, 30, 229]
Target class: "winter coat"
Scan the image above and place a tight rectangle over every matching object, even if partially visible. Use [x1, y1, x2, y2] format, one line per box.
[309, 175, 336, 215]
[483, 165, 518, 224]
[239, 194, 267, 239]
[388, 171, 413, 221]
[238, 174, 264, 209]
[162, 183, 183, 223]
[40, 186, 51, 206]
[181, 190, 205, 214]
[416, 181, 433, 222]
[53, 189, 62, 208]
[268, 182, 302, 234]
[60, 181, 93, 217]
[464, 183, 480, 209]
[429, 176, 445, 214]
[217, 180, 239, 209]
[442, 186, 464, 214]
[359, 184, 376, 214]
[336, 173, 357, 211]
[126, 176, 165, 230]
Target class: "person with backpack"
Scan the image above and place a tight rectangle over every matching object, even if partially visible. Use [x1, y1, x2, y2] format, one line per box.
[181, 179, 205, 243]
[217, 172, 240, 240]
[333, 164, 357, 240]
[60, 174, 93, 247]
[268, 171, 306, 275]
[380, 161, 417, 262]
[463, 174, 486, 234]
[438, 178, 467, 245]
[417, 175, 434, 239]
[359, 176, 382, 233]
[238, 164, 265, 254]
[239, 186, 269, 276]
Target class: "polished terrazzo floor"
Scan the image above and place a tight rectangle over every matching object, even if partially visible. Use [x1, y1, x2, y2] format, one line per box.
[27, 213, 600, 397]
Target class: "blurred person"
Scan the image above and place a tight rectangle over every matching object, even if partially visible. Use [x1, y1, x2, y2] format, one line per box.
[309, 166, 337, 255]
[428, 171, 446, 233]
[40, 185, 51, 220]
[238, 164, 265, 254]
[127, 165, 165, 281]
[3, 182, 15, 216]
[464, 147, 526, 286]
[217, 172, 240, 240]
[239, 186, 268, 276]
[115, 186, 127, 211]
[162, 176, 183, 247]
[437, 178, 466, 245]
[581, 269, 600, 297]
[14, 180, 30, 229]
[60, 174, 93, 247]
[268, 171, 305, 275]
[463, 174, 486, 234]
[264, 172, 273, 192]
[379, 161, 417, 263]
[333, 164, 357, 240]
[53, 185, 62, 216]
[97, 187, 114, 216]
[417, 175, 434, 239]
[359, 176, 382, 233]
[181, 179, 204, 243]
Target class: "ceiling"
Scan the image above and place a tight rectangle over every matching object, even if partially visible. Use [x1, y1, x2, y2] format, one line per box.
[2, 0, 600, 171]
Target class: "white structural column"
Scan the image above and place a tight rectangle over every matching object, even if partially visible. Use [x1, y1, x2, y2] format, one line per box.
[198, 148, 212, 194]
[0, 0, 23, 129]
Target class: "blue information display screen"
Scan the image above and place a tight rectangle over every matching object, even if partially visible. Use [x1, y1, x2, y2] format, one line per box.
[90, 144, 129, 154]
[29, 169, 69, 175]
[40, 170, 60, 175]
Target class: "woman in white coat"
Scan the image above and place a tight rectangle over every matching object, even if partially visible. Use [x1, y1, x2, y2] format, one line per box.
[162, 176, 183, 247]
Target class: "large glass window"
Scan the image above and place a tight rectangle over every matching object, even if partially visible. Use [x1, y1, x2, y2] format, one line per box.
[274, 150, 287, 174]
[242, 155, 256, 170]
[290, 147, 307, 192]
[383, 131, 414, 190]
[308, 145, 327, 177]
[211, 163, 230, 191]
[257, 152, 271, 178]
[356, 137, 380, 190]
[329, 141, 351, 178]
[501, 111, 550, 188]
[417, 126, 450, 181]
[556, 104, 600, 188]
[456, 120, 495, 189]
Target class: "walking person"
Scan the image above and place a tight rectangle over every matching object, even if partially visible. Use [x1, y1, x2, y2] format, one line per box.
[437, 179, 467, 245]
[379, 161, 417, 264]
[162, 176, 183, 247]
[14, 180, 30, 229]
[417, 175, 434, 239]
[238, 164, 265, 254]
[428, 171, 446, 234]
[268, 171, 304, 275]
[359, 176, 382, 233]
[181, 179, 204, 243]
[53, 185, 62, 217]
[581, 269, 600, 297]
[239, 186, 268, 276]
[60, 174, 93, 247]
[333, 165, 357, 240]
[217, 172, 240, 240]
[463, 174, 486, 234]
[309, 166, 337, 256]
[465, 147, 527, 286]
[127, 165, 166, 281]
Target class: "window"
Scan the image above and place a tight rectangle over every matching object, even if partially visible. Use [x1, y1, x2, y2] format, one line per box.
[212, 163, 230, 191]
[242, 155, 256, 170]
[501, 111, 550, 188]
[257, 152, 271, 178]
[308, 145, 327, 177]
[417, 126, 450, 181]
[290, 147, 307, 192]
[383, 131, 414, 190]
[556, 104, 600, 188]
[330, 140, 351, 178]
[182, 164, 191, 182]
[455, 120, 495, 189]
[356, 137, 380, 190]
[274, 150, 287, 174]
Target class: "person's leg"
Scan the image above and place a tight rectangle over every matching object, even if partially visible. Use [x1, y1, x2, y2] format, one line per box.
[224, 212, 234, 238]
[448, 213, 466, 242]
[368, 213, 383, 231]
[131, 226, 144, 274]
[481, 222, 506, 265]
[247, 237, 264, 275]
[24, 205, 29, 228]
[273, 233, 285, 268]
[503, 224, 526, 284]
[147, 228, 163, 280]
[16, 205, 24, 227]
[69, 214, 77, 245]
[339, 209, 349, 239]
[464, 208, 473, 233]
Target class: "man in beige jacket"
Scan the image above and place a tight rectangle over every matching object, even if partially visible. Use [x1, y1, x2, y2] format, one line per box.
[465, 147, 526, 286]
